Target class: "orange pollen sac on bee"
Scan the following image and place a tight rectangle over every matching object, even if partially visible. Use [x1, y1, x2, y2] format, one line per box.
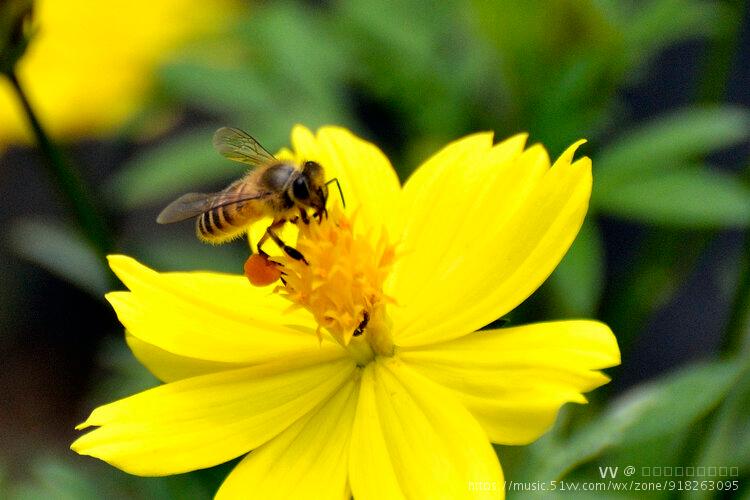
[244, 253, 283, 287]
[274, 207, 397, 355]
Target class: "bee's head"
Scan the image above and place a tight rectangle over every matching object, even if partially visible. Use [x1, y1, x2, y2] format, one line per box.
[291, 161, 328, 216]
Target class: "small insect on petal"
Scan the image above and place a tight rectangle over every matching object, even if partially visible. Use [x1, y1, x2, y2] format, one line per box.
[244, 253, 282, 287]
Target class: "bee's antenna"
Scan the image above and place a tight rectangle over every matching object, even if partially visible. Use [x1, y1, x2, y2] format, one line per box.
[325, 178, 345, 208]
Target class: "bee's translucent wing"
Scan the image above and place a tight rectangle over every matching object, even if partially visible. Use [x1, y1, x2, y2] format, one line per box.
[156, 191, 269, 224]
[213, 127, 276, 168]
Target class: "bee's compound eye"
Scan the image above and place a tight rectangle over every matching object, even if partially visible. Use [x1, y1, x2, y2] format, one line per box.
[292, 176, 310, 200]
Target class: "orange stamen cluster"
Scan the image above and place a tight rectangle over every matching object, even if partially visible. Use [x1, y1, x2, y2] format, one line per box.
[275, 207, 396, 349]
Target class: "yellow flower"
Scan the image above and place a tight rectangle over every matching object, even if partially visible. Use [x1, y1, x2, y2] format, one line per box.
[72, 126, 620, 499]
[0, 0, 237, 147]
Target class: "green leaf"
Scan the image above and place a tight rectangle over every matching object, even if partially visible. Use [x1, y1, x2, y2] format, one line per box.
[8, 456, 218, 500]
[530, 359, 746, 480]
[595, 169, 750, 228]
[88, 337, 160, 406]
[546, 220, 605, 316]
[159, 62, 275, 118]
[338, 0, 493, 139]
[692, 368, 750, 475]
[107, 128, 240, 209]
[615, 0, 720, 64]
[128, 235, 245, 274]
[337, 0, 446, 76]
[594, 106, 750, 195]
[160, 3, 354, 136]
[10, 458, 105, 500]
[7, 219, 109, 296]
[158, 61, 308, 143]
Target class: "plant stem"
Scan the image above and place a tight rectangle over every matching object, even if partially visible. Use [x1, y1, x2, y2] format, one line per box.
[8, 71, 114, 259]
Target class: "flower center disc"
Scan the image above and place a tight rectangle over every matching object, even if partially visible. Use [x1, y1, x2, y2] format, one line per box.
[275, 208, 397, 361]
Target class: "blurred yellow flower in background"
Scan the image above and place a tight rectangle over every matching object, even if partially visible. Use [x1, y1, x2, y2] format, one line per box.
[0, 0, 238, 148]
[72, 126, 620, 499]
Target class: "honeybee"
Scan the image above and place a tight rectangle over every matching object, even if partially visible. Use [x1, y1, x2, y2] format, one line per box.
[157, 127, 342, 262]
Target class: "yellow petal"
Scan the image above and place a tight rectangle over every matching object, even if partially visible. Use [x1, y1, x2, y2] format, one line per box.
[71, 358, 356, 476]
[389, 131, 498, 278]
[349, 358, 504, 500]
[125, 333, 244, 382]
[386, 133, 526, 335]
[107, 255, 345, 364]
[291, 125, 402, 233]
[216, 377, 358, 500]
[390, 139, 591, 346]
[399, 320, 619, 444]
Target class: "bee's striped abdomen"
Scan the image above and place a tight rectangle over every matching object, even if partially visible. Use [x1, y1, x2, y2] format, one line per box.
[189, 169, 273, 244]
[197, 199, 256, 244]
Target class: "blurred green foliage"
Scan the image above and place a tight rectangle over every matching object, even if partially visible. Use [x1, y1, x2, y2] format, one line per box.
[8, 219, 109, 297]
[517, 359, 748, 480]
[4, 0, 750, 498]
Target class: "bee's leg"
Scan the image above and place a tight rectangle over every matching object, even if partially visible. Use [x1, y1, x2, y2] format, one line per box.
[267, 227, 308, 264]
[256, 219, 309, 264]
[299, 208, 310, 225]
[312, 208, 327, 222]
[256, 219, 285, 258]
[256, 235, 270, 258]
